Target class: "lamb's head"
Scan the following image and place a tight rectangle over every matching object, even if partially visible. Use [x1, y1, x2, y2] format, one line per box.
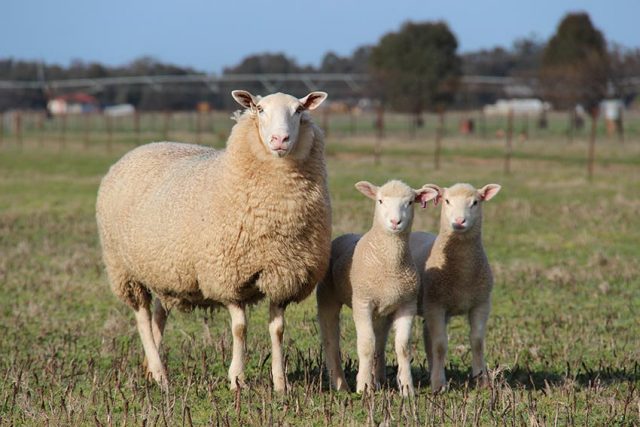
[232, 90, 327, 158]
[427, 183, 501, 234]
[355, 180, 439, 234]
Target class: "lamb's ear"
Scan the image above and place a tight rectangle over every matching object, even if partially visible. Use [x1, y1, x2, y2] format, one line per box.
[479, 184, 501, 201]
[232, 90, 259, 109]
[420, 184, 443, 206]
[355, 181, 378, 200]
[299, 92, 328, 110]
[414, 185, 440, 208]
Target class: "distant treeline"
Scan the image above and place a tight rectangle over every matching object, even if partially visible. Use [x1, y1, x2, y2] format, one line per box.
[1, 16, 639, 113]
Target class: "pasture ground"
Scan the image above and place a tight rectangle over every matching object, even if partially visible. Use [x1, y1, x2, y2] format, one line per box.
[0, 127, 639, 425]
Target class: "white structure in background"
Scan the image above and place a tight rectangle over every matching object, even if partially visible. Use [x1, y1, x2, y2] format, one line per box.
[104, 104, 135, 117]
[47, 93, 100, 115]
[601, 99, 624, 121]
[483, 99, 551, 116]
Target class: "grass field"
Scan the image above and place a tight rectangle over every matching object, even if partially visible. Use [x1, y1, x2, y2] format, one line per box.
[1, 125, 639, 425]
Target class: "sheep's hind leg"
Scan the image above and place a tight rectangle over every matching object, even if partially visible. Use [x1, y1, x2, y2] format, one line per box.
[468, 302, 490, 387]
[425, 305, 448, 393]
[317, 289, 349, 391]
[393, 304, 416, 396]
[269, 302, 287, 392]
[227, 303, 247, 390]
[135, 301, 168, 391]
[151, 299, 169, 348]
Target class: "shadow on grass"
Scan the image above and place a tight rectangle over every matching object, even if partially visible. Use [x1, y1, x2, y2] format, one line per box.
[286, 352, 640, 393]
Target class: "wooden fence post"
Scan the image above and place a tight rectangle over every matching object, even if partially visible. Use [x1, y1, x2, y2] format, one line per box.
[587, 108, 599, 180]
[84, 113, 91, 149]
[134, 111, 141, 145]
[504, 109, 514, 174]
[373, 105, 385, 165]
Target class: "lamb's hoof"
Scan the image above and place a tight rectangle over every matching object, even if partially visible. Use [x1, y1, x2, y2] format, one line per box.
[272, 378, 287, 393]
[229, 376, 247, 391]
[431, 382, 448, 394]
[399, 384, 415, 397]
[335, 380, 351, 393]
[473, 372, 490, 388]
[356, 382, 376, 394]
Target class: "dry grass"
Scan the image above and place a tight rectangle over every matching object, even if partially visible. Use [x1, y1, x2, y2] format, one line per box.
[0, 131, 638, 425]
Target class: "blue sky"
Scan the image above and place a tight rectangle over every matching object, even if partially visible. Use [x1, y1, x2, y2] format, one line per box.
[2, 0, 638, 73]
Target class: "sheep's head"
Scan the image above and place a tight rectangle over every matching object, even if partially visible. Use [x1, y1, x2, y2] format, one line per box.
[232, 90, 327, 158]
[355, 180, 438, 234]
[427, 183, 501, 234]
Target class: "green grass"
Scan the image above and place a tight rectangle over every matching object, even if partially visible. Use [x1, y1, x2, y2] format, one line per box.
[0, 130, 639, 425]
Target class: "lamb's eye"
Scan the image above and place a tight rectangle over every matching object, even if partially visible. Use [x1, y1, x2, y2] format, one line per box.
[295, 106, 303, 114]
[472, 200, 478, 206]
[378, 200, 383, 205]
[408, 201, 413, 205]
[445, 199, 450, 205]
[256, 105, 264, 113]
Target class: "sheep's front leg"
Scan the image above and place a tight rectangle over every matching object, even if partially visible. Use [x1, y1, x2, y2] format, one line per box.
[135, 303, 168, 391]
[269, 302, 287, 392]
[393, 303, 416, 396]
[353, 301, 376, 393]
[424, 305, 448, 392]
[373, 318, 391, 386]
[468, 302, 490, 386]
[227, 303, 247, 390]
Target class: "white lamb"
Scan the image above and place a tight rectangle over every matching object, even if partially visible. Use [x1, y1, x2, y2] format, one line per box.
[317, 180, 438, 395]
[412, 183, 501, 392]
[96, 90, 330, 392]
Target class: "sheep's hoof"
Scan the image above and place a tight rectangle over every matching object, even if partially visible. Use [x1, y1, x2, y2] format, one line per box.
[473, 371, 490, 388]
[335, 380, 351, 393]
[430, 381, 448, 394]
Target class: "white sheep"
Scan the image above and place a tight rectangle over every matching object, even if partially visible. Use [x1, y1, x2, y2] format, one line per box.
[96, 90, 330, 392]
[412, 183, 501, 392]
[317, 180, 438, 395]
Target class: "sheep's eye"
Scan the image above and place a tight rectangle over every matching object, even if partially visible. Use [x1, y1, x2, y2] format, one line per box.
[256, 105, 264, 113]
[408, 201, 413, 205]
[295, 106, 304, 114]
[472, 200, 478, 206]
[445, 199, 450, 205]
[378, 200, 383, 205]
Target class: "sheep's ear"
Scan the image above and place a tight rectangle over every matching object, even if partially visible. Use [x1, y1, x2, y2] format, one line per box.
[232, 90, 259, 109]
[355, 181, 378, 200]
[420, 184, 443, 206]
[479, 184, 501, 201]
[299, 92, 328, 110]
[415, 185, 440, 208]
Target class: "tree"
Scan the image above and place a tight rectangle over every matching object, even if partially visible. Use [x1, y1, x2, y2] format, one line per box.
[370, 21, 461, 120]
[540, 13, 608, 113]
[540, 12, 608, 177]
[370, 21, 461, 168]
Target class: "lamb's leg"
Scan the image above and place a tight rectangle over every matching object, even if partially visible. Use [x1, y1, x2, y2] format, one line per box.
[269, 302, 287, 392]
[373, 318, 391, 387]
[353, 302, 376, 393]
[317, 288, 349, 391]
[135, 303, 168, 391]
[423, 318, 433, 373]
[468, 302, 490, 386]
[424, 305, 448, 392]
[393, 303, 416, 396]
[227, 303, 247, 390]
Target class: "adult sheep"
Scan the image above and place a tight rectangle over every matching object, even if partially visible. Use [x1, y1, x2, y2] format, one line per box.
[96, 90, 330, 392]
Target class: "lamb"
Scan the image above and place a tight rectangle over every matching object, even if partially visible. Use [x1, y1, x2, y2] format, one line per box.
[96, 90, 331, 392]
[317, 180, 439, 395]
[412, 183, 501, 392]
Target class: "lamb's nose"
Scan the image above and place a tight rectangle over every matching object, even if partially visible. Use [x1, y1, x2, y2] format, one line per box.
[391, 219, 401, 227]
[454, 217, 466, 225]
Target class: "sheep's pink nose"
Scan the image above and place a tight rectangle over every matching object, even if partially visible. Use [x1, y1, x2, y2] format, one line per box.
[270, 134, 289, 149]
[454, 217, 466, 225]
[390, 219, 401, 227]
